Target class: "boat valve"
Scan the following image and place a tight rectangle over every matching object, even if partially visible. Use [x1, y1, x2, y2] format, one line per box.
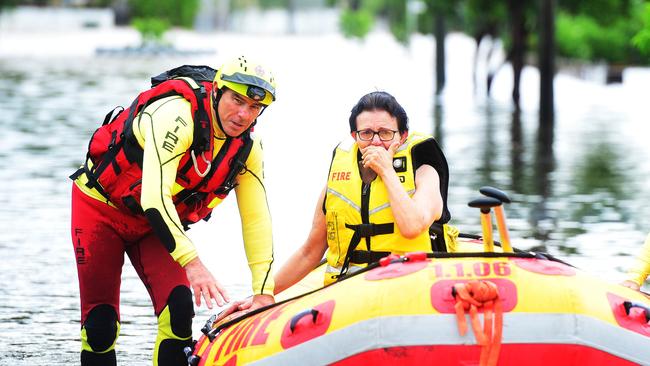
[468, 196, 501, 252]
[479, 186, 514, 253]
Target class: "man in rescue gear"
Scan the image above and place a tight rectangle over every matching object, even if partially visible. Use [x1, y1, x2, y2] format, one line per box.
[69, 56, 277, 366]
[621, 233, 650, 291]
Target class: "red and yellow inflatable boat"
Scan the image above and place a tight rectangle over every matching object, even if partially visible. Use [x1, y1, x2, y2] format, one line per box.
[187, 237, 650, 366]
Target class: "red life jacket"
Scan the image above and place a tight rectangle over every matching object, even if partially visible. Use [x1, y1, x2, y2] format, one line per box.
[71, 65, 254, 226]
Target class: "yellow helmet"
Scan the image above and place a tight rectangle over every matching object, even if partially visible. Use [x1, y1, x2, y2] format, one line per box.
[215, 56, 277, 106]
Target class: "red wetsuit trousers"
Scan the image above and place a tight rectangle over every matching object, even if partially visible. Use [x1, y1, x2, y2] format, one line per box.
[70, 182, 189, 328]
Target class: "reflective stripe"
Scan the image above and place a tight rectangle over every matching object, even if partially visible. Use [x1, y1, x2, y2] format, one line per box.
[326, 188, 360, 212]
[368, 190, 414, 216]
[369, 202, 390, 216]
[325, 263, 364, 275]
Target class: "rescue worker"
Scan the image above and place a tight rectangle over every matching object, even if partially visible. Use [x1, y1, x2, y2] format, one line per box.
[221, 91, 450, 321]
[69, 56, 276, 365]
[621, 233, 650, 291]
[273, 90, 450, 291]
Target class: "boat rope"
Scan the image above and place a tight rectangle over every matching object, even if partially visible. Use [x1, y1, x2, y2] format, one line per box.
[452, 280, 503, 366]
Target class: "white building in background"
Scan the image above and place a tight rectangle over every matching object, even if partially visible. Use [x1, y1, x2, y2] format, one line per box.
[0, 6, 114, 31]
[0, 1, 338, 34]
[197, 0, 339, 34]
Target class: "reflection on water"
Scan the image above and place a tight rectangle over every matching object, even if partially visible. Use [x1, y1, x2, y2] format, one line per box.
[1, 45, 650, 365]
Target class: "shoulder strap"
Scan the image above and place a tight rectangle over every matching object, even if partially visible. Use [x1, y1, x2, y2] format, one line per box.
[215, 134, 255, 195]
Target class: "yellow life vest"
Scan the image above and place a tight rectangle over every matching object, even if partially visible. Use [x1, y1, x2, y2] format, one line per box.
[324, 132, 442, 284]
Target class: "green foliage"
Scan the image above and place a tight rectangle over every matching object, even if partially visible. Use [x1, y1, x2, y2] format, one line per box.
[258, 0, 288, 9]
[128, 0, 199, 28]
[0, 0, 19, 11]
[556, 11, 639, 63]
[461, 0, 507, 37]
[632, 3, 650, 57]
[340, 8, 374, 39]
[556, 13, 599, 60]
[559, 0, 633, 26]
[132, 17, 170, 45]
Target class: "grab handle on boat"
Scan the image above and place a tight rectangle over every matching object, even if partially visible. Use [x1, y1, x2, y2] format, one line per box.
[623, 301, 650, 322]
[290, 308, 319, 333]
[479, 186, 514, 253]
[468, 197, 501, 252]
[201, 314, 217, 336]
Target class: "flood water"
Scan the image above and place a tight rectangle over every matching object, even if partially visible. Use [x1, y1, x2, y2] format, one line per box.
[1, 31, 649, 365]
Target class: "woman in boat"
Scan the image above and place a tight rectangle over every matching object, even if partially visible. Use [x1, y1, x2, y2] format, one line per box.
[274, 90, 451, 292]
[621, 233, 650, 290]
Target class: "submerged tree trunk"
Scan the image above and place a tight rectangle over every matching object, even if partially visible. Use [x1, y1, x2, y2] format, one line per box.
[539, 0, 555, 124]
[434, 11, 446, 95]
[507, 0, 527, 110]
[287, 0, 297, 34]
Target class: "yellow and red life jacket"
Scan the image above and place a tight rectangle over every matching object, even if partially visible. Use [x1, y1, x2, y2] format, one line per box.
[70, 65, 253, 226]
[324, 132, 450, 282]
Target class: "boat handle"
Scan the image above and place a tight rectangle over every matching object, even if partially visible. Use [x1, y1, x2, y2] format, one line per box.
[623, 301, 650, 322]
[290, 308, 319, 333]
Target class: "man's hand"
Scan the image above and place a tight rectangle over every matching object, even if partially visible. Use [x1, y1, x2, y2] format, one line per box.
[360, 141, 400, 177]
[249, 294, 275, 311]
[213, 294, 275, 323]
[621, 280, 641, 291]
[184, 257, 229, 309]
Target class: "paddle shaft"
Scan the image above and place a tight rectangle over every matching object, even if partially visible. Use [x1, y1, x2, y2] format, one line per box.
[480, 209, 495, 252]
[493, 206, 513, 253]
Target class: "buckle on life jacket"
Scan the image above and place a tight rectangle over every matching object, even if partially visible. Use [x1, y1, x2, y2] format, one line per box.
[350, 250, 392, 264]
[345, 223, 394, 237]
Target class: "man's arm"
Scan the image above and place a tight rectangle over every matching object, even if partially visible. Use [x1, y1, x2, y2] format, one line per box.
[137, 97, 228, 308]
[234, 139, 276, 307]
[274, 186, 328, 295]
[622, 233, 650, 290]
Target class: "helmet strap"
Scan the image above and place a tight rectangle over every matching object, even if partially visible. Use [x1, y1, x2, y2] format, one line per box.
[212, 87, 229, 136]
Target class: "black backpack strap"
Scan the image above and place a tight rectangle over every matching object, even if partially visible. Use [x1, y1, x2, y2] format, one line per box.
[151, 65, 216, 86]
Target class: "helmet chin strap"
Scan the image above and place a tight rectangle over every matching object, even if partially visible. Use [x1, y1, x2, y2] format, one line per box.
[212, 88, 258, 138]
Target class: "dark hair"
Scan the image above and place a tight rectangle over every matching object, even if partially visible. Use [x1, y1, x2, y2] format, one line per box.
[348, 91, 408, 133]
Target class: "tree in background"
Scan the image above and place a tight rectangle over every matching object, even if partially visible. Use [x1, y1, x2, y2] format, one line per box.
[128, 0, 199, 28]
[632, 3, 650, 59]
[127, 0, 199, 47]
[555, 0, 646, 82]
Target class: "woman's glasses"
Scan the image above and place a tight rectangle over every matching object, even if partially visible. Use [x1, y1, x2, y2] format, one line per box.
[355, 129, 397, 141]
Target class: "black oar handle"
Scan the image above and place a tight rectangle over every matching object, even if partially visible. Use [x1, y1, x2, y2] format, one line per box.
[468, 197, 502, 213]
[479, 186, 511, 203]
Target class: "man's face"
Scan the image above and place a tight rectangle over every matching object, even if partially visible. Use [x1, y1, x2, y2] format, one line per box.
[217, 88, 264, 137]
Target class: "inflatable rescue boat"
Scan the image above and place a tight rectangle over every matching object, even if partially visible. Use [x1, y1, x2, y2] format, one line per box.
[187, 189, 650, 366]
